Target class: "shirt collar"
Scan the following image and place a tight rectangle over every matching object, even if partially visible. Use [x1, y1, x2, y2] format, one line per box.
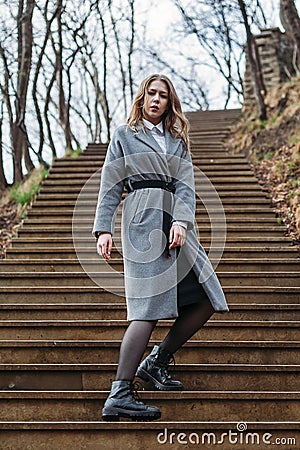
[143, 119, 164, 134]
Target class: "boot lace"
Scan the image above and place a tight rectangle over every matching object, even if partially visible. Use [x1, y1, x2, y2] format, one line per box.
[159, 355, 176, 380]
[130, 381, 145, 404]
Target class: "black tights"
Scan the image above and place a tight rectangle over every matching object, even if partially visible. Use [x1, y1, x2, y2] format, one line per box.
[116, 297, 214, 381]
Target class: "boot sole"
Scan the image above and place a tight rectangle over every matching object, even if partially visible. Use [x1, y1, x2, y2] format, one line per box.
[102, 410, 161, 422]
[136, 367, 184, 391]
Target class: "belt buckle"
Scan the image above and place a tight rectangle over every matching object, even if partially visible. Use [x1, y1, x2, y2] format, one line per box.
[127, 179, 133, 192]
[165, 182, 174, 192]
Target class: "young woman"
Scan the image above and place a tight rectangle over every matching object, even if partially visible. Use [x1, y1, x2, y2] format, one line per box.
[93, 74, 228, 422]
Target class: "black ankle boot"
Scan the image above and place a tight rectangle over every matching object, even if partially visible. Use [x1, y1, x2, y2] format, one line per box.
[102, 380, 161, 421]
[135, 345, 184, 391]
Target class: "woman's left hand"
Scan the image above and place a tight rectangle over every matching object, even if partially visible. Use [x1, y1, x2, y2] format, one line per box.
[169, 224, 186, 249]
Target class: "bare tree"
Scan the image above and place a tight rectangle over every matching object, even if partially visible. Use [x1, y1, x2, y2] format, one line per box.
[174, 0, 245, 107]
[0, 100, 7, 191]
[32, 2, 60, 159]
[56, 0, 74, 152]
[173, 0, 269, 109]
[0, 0, 36, 184]
[238, 0, 267, 120]
[2, 0, 278, 193]
[127, 0, 135, 102]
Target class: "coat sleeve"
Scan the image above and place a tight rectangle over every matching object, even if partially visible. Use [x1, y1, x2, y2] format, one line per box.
[92, 128, 126, 237]
[172, 147, 196, 231]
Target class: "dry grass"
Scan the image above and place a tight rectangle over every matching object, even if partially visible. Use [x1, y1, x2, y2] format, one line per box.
[228, 77, 300, 245]
[0, 167, 49, 258]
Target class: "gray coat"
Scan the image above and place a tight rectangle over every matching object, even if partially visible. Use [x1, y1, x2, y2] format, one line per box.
[93, 124, 229, 320]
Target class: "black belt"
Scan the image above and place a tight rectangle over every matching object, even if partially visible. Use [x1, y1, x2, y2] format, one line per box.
[126, 180, 176, 257]
[126, 179, 176, 193]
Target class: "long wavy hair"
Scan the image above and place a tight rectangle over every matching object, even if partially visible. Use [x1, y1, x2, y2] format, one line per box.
[127, 74, 190, 150]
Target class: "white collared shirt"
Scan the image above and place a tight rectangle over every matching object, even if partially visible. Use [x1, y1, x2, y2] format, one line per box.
[143, 119, 167, 153]
[142, 119, 187, 231]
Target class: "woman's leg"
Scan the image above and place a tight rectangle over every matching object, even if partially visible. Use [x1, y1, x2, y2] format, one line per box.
[116, 319, 157, 381]
[135, 298, 214, 390]
[159, 297, 214, 354]
[102, 319, 161, 422]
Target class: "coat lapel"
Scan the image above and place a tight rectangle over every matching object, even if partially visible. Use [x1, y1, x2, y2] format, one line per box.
[134, 126, 164, 154]
[134, 124, 182, 156]
[164, 129, 182, 155]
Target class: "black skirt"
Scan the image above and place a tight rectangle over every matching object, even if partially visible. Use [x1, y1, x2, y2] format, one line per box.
[176, 248, 209, 307]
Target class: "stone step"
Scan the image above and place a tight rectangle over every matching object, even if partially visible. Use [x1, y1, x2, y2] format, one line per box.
[110, 236, 292, 248]
[54, 157, 248, 166]
[0, 338, 299, 365]
[0, 420, 298, 450]
[40, 186, 265, 196]
[1, 258, 298, 272]
[0, 390, 298, 422]
[1, 363, 299, 391]
[32, 197, 270, 208]
[0, 302, 298, 321]
[27, 207, 278, 219]
[17, 225, 286, 239]
[11, 236, 292, 249]
[190, 130, 230, 134]
[48, 166, 254, 175]
[192, 151, 234, 156]
[0, 319, 298, 340]
[36, 191, 267, 201]
[190, 136, 230, 141]
[187, 144, 229, 148]
[43, 173, 259, 182]
[1, 286, 298, 303]
[0, 271, 298, 288]
[6, 246, 299, 260]
[24, 215, 279, 225]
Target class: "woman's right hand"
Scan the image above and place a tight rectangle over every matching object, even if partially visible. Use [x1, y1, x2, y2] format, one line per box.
[97, 233, 113, 260]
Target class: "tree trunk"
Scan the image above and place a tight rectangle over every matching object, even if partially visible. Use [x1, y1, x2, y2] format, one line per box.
[44, 69, 58, 158]
[0, 111, 8, 192]
[128, 0, 135, 102]
[56, 0, 73, 152]
[97, 4, 111, 141]
[280, 0, 300, 56]
[280, 0, 300, 71]
[32, 4, 59, 159]
[238, 0, 267, 120]
[11, 123, 23, 184]
[14, 0, 35, 177]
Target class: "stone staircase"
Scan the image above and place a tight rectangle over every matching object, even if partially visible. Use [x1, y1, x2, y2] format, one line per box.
[0, 108, 299, 449]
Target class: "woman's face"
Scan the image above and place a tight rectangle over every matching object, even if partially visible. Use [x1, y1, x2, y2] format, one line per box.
[143, 79, 169, 125]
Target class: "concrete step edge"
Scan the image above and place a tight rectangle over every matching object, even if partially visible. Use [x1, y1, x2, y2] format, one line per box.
[0, 271, 298, 278]
[0, 339, 299, 347]
[1, 258, 298, 264]
[0, 302, 299, 310]
[0, 391, 298, 400]
[11, 237, 292, 242]
[1, 363, 299, 371]
[8, 246, 298, 251]
[0, 421, 298, 431]
[19, 226, 285, 232]
[0, 286, 298, 293]
[0, 320, 299, 327]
